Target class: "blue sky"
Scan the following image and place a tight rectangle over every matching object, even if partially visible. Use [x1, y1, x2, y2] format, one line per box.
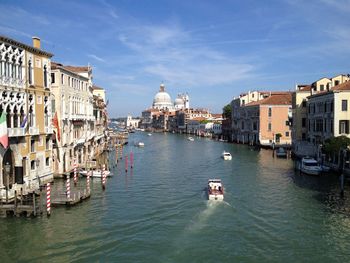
[1, 0, 350, 117]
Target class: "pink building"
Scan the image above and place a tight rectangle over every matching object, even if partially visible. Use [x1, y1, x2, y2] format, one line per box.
[241, 93, 292, 146]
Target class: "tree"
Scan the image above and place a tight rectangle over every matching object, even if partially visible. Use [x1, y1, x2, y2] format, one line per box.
[323, 136, 350, 155]
[222, 104, 231, 119]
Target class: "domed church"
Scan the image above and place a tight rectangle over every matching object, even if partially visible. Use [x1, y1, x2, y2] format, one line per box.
[152, 83, 175, 111]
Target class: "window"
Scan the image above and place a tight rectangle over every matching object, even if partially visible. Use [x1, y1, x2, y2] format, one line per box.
[51, 73, 55, 84]
[339, 120, 349, 134]
[302, 133, 306, 140]
[285, 131, 289, 137]
[302, 100, 307, 107]
[28, 60, 32, 85]
[44, 65, 48, 88]
[335, 80, 340, 86]
[285, 120, 289, 126]
[46, 157, 50, 166]
[31, 160, 35, 170]
[302, 118, 306, 128]
[268, 107, 272, 117]
[342, 100, 348, 111]
[61, 74, 64, 84]
[320, 84, 324, 91]
[46, 136, 50, 149]
[30, 139, 35, 152]
[268, 123, 271, 131]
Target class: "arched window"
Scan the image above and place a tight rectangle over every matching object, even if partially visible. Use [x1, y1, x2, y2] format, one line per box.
[18, 59, 22, 80]
[20, 107, 24, 127]
[28, 60, 32, 85]
[13, 106, 18, 128]
[43, 65, 48, 88]
[11, 58, 16, 78]
[6, 106, 11, 128]
[29, 105, 34, 127]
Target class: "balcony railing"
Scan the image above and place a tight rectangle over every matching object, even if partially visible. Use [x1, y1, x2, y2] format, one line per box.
[45, 127, 54, 134]
[8, 127, 26, 137]
[29, 127, 39, 135]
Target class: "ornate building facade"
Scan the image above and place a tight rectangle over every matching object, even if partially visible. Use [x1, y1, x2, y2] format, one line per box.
[0, 35, 54, 200]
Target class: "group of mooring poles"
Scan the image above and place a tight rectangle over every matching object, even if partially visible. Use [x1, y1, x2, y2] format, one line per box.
[124, 152, 134, 172]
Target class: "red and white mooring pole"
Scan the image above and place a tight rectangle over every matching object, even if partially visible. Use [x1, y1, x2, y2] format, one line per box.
[87, 170, 91, 193]
[66, 174, 71, 199]
[46, 182, 51, 216]
[130, 152, 134, 168]
[102, 164, 106, 190]
[73, 159, 78, 185]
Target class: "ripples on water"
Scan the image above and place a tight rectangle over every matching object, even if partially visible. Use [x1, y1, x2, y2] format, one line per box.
[1, 132, 350, 262]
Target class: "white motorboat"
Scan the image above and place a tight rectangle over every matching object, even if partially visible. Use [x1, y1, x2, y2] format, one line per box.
[135, 141, 145, 147]
[208, 179, 224, 201]
[221, 151, 232, 160]
[188, 137, 194, 141]
[276, 147, 287, 158]
[80, 169, 112, 177]
[147, 133, 152, 136]
[300, 157, 322, 175]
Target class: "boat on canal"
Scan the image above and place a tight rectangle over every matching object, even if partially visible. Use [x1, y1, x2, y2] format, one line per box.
[135, 141, 145, 147]
[188, 137, 194, 141]
[276, 147, 287, 158]
[80, 169, 112, 177]
[208, 179, 224, 201]
[300, 157, 322, 175]
[221, 151, 232, 160]
[147, 133, 152, 136]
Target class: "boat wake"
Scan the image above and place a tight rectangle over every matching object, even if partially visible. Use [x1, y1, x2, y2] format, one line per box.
[186, 201, 220, 232]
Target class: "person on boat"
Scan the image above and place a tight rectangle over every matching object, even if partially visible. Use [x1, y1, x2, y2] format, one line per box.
[218, 186, 222, 193]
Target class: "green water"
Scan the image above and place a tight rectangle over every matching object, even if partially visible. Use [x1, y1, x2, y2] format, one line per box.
[1, 132, 350, 262]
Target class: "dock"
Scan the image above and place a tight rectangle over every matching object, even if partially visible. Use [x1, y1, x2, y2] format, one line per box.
[51, 189, 90, 206]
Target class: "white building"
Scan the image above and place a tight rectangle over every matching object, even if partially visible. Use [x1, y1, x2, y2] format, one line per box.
[51, 62, 95, 175]
[125, 115, 140, 128]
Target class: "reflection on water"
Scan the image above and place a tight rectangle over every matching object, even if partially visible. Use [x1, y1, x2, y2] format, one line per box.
[1, 132, 350, 262]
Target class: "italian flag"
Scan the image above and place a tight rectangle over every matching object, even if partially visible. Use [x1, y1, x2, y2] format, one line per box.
[0, 112, 8, 149]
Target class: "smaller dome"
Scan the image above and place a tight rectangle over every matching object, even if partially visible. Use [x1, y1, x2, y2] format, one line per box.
[175, 97, 184, 105]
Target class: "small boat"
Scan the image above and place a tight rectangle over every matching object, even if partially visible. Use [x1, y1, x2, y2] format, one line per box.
[188, 137, 194, 141]
[300, 157, 322, 175]
[80, 169, 112, 177]
[276, 147, 287, 158]
[135, 142, 145, 147]
[147, 133, 152, 136]
[208, 179, 224, 201]
[221, 151, 232, 160]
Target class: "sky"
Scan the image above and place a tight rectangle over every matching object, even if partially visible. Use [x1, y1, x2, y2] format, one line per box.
[1, 0, 350, 117]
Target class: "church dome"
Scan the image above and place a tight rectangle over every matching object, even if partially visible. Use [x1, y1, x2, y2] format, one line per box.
[153, 83, 173, 109]
[174, 97, 183, 105]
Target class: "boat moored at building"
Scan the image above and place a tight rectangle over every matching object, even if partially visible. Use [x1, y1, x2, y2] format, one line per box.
[300, 157, 322, 175]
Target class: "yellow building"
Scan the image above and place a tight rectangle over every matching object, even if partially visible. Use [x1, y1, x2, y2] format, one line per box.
[92, 85, 106, 103]
[0, 35, 53, 201]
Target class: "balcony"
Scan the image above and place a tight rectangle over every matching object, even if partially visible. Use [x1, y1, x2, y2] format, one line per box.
[8, 127, 26, 137]
[45, 126, 53, 134]
[29, 127, 39, 135]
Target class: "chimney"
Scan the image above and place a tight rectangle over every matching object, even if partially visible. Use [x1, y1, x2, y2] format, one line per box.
[32, 36, 41, 49]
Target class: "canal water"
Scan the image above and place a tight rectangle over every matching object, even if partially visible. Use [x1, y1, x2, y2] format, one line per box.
[1, 132, 350, 262]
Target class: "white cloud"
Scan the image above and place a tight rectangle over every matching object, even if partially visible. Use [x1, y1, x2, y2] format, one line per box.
[117, 24, 255, 88]
[87, 54, 106, 62]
